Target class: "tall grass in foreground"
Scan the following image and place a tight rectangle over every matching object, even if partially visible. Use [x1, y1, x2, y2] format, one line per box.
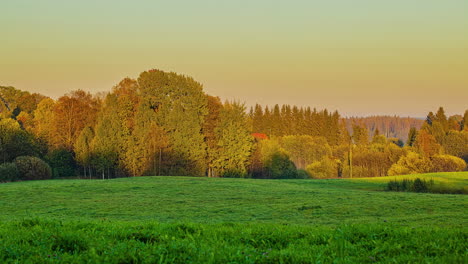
[0, 219, 466, 263]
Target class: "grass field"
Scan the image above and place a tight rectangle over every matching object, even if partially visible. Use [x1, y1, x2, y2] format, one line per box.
[0, 172, 467, 263]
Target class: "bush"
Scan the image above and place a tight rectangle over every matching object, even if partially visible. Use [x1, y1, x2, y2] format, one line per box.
[0, 162, 19, 182]
[296, 169, 310, 179]
[387, 152, 432, 176]
[385, 178, 467, 194]
[14, 156, 52, 181]
[265, 152, 298, 179]
[412, 178, 428, 193]
[221, 168, 248, 178]
[306, 157, 338, 179]
[430, 155, 466, 172]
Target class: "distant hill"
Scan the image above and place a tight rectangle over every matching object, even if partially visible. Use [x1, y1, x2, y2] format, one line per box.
[345, 116, 425, 143]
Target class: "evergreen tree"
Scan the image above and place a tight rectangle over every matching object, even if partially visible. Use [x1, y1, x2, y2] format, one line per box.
[462, 110, 468, 131]
[271, 104, 282, 136]
[263, 106, 271, 136]
[281, 105, 292, 135]
[407, 127, 417, 146]
[352, 123, 369, 145]
[251, 104, 264, 133]
[426, 111, 435, 126]
[435, 107, 449, 132]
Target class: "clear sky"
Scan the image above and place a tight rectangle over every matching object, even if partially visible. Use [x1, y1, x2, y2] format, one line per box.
[1, 0, 467, 117]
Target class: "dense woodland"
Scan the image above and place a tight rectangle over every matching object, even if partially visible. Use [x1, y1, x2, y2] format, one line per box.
[0, 69, 467, 182]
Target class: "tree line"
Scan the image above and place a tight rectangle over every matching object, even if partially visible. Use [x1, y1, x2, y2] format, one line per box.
[1, 69, 467, 182]
[345, 116, 424, 143]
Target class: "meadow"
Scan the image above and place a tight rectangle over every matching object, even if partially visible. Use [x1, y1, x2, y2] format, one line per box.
[0, 172, 467, 263]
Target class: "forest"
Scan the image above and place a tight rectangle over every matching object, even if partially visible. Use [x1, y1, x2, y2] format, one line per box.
[0, 69, 467, 181]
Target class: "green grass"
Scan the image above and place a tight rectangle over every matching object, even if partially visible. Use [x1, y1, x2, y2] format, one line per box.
[1, 173, 467, 226]
[1, 219, 466, 263]
[348, 172, 468, 191]
[0, 172, 467, 263]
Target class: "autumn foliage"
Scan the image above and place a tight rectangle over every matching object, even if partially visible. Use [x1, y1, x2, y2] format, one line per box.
[0, 72, 467, 181]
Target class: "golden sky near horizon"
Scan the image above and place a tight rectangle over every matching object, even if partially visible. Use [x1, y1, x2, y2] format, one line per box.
[1, 0, 467, 117]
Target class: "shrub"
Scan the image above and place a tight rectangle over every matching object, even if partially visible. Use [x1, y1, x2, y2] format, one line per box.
[265, 152, 298, 179]
[384, 178, 467, 194]
[430, 155, 466, 172]
[388, 152, 432, 176]
[296, 169, 310, 179]
[306, 157, 338, 179]
[221, 168, 248, 178]
[412, 178, 428, 193]
[386, 178, 413, 192]
[14, 156, 52, 181]
[0, 162, 19, 182]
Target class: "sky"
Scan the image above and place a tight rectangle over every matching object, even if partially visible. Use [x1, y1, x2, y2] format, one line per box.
[1, 0, 467, 117]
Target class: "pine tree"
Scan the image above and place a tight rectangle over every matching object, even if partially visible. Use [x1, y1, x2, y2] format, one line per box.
[462, 110, 468, 131]
[426, 112, 435, 126]
[407, 127, 417, 146]
[435, 107, 449, 132]
[352, 123, 369, 145]
[271, 104, 282, 136]
[252, 104, 264, 133]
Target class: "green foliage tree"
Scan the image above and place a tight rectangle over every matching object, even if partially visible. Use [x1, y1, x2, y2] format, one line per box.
[0, 86, 45, 118]
[74, 126, 94, 178]
[212, 101, 253, 177]
[0, 118, 38, 163]
[46, 149, 76, 178]
[90, 94, 125, 178]
[32, 98, 55, 145]
[203, 96, 222, 177]
[280, 135, 331, 169]
[137, 69, 208, 176]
